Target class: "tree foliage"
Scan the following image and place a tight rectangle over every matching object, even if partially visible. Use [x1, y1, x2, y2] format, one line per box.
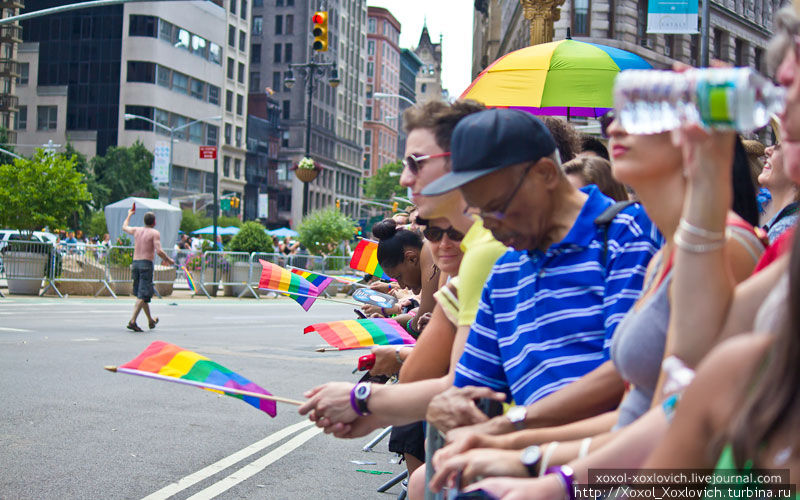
[362, 160, 404, 202]
[0, 149, 91, 237]
[297, 208, 356, 256]
[180, 209, 211, 234]
[91, 140, 157, 206]
[88, 211, 108, 237]
[228, 221, 273, 254]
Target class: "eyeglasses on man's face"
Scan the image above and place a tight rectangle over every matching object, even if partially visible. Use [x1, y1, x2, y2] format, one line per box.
[402, 152, 451, 175]
[478, 163, 534, 221]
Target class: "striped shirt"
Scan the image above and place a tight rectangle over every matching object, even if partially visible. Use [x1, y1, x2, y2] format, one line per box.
[454, 186, 662, 406]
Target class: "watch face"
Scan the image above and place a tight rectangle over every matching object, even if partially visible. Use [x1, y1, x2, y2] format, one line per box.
[507, 406, 526, 422]
[522, 446, 542, 466]
[355, 383, 371, 399]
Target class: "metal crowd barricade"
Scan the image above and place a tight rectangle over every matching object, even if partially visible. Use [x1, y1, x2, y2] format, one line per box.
[0, 240, 55, 296]
[247, 252, 285, 299]
[219, 251, 257, 298]
[104, 245, 135, 299]
[49, 243, 114, 298]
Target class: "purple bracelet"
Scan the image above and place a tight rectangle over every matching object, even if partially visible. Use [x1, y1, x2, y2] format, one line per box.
[349, 385, 368, 416]
[546, 465, 575, 500]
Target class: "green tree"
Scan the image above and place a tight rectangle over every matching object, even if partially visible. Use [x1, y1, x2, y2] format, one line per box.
[217, 215, 242, 228]
[362, 160, 403, 202]
[61, 143, 110, 232]
[91, 141, 157, 205]
[297, 208, 356, 256]
[0, 149, 91, 238]
[0, 126, 18, 164]
[180, 209, 211, 234]
[228, 221, 273, 253]
[88, 211, 108, 237]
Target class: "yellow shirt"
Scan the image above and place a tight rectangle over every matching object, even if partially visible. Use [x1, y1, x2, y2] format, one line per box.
[456, 217, 507, 327]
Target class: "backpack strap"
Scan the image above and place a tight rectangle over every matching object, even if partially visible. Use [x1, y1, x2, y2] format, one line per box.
[594, 200, 635, 267]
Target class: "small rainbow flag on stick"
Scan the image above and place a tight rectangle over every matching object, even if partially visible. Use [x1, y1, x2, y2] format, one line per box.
[181, 265, 196, 292]
[304, 318, 416, 350]
[104, 341, 303, 416]
[290, 268, 334, 296]
[258, 260, 322, 311]
[349, 239, 391, 280]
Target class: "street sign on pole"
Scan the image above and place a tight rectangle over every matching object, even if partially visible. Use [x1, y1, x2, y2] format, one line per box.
[199, 146, 217, 159]
[152, 141, 170, 184]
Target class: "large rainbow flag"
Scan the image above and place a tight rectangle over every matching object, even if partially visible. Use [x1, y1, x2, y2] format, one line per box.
[349, 239, 391, 280]
[117, 341, 277, 416]
[258, 260, 322, 311]
[304, 318, 416, 350]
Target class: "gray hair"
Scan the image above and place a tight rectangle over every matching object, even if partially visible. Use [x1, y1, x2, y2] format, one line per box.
[768, 6, 800, 73]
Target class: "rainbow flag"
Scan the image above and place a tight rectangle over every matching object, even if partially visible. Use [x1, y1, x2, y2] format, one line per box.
[349, 239, 391, 280]
[290, 268, 334, 296]
[118, 341, 277, 416]
[181, 265, 196, 292]
[258, 260, 321, 311]
[304, 318, 416, 350]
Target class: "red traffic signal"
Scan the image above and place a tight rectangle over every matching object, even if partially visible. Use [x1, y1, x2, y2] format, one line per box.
[312, 11, 328, 52]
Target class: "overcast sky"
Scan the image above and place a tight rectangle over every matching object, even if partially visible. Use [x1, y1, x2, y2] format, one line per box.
[366, 0, 474, 98]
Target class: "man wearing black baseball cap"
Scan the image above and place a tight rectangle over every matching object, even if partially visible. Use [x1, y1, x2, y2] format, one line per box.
[422, 109, 662, 438]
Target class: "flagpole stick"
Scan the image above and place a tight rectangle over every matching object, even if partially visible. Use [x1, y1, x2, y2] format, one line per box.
[287, 266, 371, 289]
[258, 287, 359, 306]
[104, 366, 304, 406]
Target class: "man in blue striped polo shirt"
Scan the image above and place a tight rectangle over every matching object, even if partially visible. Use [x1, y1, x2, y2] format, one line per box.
[421, 109, 661, 422]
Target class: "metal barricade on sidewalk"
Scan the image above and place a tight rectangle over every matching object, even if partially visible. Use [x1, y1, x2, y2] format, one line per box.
[219, 251, 257, 298]
[247, 252, 285, 299]
[47, 243, 114, 297]
[104, 245, 135, 299]
[0, 240, 55, 296]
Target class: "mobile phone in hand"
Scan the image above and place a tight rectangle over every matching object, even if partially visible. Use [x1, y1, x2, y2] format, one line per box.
[354, 308, 367, 319]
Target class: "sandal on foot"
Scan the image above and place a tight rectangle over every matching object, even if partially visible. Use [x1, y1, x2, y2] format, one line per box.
[127, 322, 144, 332]
[148, 317, 159, 330]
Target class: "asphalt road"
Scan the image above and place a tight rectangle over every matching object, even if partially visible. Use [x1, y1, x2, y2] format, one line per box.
[0, 295, 407, 500]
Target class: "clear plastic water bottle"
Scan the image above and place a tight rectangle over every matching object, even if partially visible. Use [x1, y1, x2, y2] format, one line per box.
[613, 67, 785, 134]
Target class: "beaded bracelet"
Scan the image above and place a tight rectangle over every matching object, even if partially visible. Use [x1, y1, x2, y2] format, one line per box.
[406, 317, 417, 334]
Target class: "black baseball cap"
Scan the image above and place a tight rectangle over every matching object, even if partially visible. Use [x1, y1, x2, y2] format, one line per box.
[420, 108, 557, 196]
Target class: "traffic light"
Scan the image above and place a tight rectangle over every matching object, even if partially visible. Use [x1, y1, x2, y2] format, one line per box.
[392, 201, 398, 212]
[312, 11, 328, 52]
[335, 199, 340, 210]
[356, 226, 362, 236]
[231, 196, 240, 210]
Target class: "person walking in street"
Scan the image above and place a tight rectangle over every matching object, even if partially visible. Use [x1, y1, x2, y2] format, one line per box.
[122, 208, 174, 332]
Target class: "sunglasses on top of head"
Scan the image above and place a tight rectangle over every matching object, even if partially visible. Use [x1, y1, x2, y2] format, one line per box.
[422, 225, 465, 242]
[402, 152, 451, 175]
[599, 110, 616, 138]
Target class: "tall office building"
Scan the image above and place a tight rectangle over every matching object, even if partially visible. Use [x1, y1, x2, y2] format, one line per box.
[363, 6, 400, 177]
[18, 0, 249, 209]
[397, 48, 422, 158]
[250, 0, 366, 223]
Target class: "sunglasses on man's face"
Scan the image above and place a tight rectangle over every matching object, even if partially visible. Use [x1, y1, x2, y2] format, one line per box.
[599, 110, 616, 138]
[422, 225, 465, 242]
[402, 152, 451, 175]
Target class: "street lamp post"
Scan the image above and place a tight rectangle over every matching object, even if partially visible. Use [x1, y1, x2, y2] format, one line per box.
[123, 113, 222, 205]
[284, 60, 339, 217]
[372, 92, 416, 107]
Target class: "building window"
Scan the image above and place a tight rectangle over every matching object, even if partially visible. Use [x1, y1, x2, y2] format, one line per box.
[364, 129, 371, 146]
[16, 105, 26, 130]
[251, 43, 261, 63]
[129, 15, 157, 37]
[253, 15, 262, 35]
[368, 40, 374, 55]
[572, 0, 590, 36]
[713, 29, 723, 60]
[127, 61, 155, 83]
[273, 71, 281, 92]
[236, 94, 244, 115]
[208, 85, 220, 105]
[17, 62, 28, 85]
[238, 62, 245, 83]
[209, 43, 222, 65]
[172, 71, 189, 94]
[365, 106, 372, 120]
[690, 34, 700, 66]
[275, 14, 283, 34]
[229, 0, 236, 14]
[420, 83, 427, 93]
[159, 19, 173, 41]
[190, 79, 205, 99]
[239, 30, 246, 51]
[254, 0, 262, 7]
[234, 159, 241, 178]
[282, 100, 290, 120]
[754, 47, 764, 73]
[250, 72, 261, 92]
[274, 43, 282, 63]
[192, 35, 207, 58]
[224, 123, 232, 144]
[228, 24, 236, 47]
[285, 43, 292, 62]
[156, 65, 171, 87]
[368, 17, 376, 33]
[189, 122, 203, 144]
[227, 57, 235, 79]
[240, 0, 247, 19]
[37, 106, 57, 131]
[236, 126, 243, 147]
[367, 62, 373, 77]
[664, 34, 674, 58]
[286, 14, 294, 34]
[224, 156, 231, 177]
[637, 0, 648, 47]
[207, 124, 218, 146]
[734, 38, 745, 66]
[226, 90, 233, 112]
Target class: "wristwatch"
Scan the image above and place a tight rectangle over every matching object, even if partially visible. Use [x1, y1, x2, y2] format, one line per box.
[506, 405, 527, 431]
[352, 382, 372, 416]
[520, 445, 542, 477]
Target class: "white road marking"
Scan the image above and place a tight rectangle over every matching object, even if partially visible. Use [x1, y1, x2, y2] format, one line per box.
[140, 419, 315, 500]
[0, 326, 31, 332]
[185, 426, 323, 499]
[70, 338, 99, 342]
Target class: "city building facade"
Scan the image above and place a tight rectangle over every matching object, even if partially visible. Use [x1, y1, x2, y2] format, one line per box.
[1, 0, 23, 145]
[249, 0, 366, 223]
[363, 6, 401, 177]
[413, 23, 443, 103]
[246, 93, 286, 226]
[397, 47, 422, 158]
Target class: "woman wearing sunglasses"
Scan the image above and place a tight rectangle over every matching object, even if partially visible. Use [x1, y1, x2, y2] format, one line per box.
[429, 105, 766, 496]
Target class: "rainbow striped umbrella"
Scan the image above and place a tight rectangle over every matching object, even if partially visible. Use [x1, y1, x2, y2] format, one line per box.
[461, 39, 652, 118]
